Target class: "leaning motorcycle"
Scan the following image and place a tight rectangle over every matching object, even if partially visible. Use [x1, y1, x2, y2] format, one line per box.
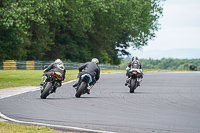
[127, 68, 141, 93]
[40, 73, 61, 99]
[75, 73, 93, 98]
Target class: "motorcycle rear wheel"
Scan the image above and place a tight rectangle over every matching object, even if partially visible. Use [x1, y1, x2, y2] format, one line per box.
[130, 78, 136, 93]
[40, 82, 52, 99]
[75, 82, 87, 98]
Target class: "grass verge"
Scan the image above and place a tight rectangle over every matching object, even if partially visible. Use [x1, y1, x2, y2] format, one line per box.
[0, 69, 126, 89]
[0, 68, 185, 90]
[0, 121, 82, 133]
[0, 121, 56, 133]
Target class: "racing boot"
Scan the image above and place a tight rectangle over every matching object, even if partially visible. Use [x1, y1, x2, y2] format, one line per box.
[125, 76, 129, 86]
[137, 78, 142, 86]
[86, 84, 93, 94]
[56, 82, 62, 87]
[51, 87, 57, 93]
[86, 89, 90, 94]
[73, 78, 79, 89]
[40, 86, 44, 93]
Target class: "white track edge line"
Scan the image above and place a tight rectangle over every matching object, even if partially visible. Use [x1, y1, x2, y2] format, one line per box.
[0, 73, 124, 100]
[0, 76, 119, 133]
[0, 112, 116, 133]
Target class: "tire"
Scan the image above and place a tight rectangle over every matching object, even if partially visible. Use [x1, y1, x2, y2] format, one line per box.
[40, 82, 52, 99]
[75, 82, 87, 98]
[130, 78, 136, 93]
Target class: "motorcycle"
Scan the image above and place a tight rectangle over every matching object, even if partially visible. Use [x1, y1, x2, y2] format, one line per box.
[127, 68, 142, 93]
[40, 73, 61, 99]
[194, 67, 197, 71]
[75, 73, 93, 98]
[190, 65, 197, 71]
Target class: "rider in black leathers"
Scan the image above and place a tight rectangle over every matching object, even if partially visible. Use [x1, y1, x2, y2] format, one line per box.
[40, 59, 66, 87]
[73, 58, 100, 94]
[190, 64, 194, 70]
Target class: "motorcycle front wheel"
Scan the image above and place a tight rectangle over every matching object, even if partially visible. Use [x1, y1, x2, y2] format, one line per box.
[130, 78, 136, 93]
[40, 82, 52, 99]
[75, 82, 87, 98]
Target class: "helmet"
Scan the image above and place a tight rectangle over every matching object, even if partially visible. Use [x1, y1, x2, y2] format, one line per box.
[55, 59, 62, 63]
[132, 56, 138, 61]
[91, 58, 99, 65]
[44, 65, 48, 69]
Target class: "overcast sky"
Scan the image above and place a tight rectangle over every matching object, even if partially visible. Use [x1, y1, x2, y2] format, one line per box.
[128, 0, 200, 59]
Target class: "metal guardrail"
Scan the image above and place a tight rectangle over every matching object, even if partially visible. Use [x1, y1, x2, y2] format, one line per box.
[98, 64, 120, 69]
[0, 60, 120, 70]
[0, 62, 3, 69]
[16, 61, 26, 70]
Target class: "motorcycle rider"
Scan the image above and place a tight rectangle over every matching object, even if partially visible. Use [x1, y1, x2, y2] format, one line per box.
[125, 56, 143, 86]
[40, 59, 66, 88]
[73, 58, 100, 94]
[190, 64, 194, 70]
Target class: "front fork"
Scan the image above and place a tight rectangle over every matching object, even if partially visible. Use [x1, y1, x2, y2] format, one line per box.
[40, 82, 47, 93]
[51, 81, 59, 93]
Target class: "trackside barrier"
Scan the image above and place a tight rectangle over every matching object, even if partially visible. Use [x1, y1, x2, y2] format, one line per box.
[16, 61, 26, 70]
[34, 61, 53, 70]
[26, 61, 35, 70]
[3, 60, 16, 70]
[0, 62, 3, 69]
[0, 60, 120, 70]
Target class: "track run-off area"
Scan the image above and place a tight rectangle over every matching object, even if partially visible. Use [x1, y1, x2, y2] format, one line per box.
[0, 71, 200, 133]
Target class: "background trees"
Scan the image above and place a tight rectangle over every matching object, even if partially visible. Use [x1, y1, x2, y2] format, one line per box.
[0, 0, 164, 64]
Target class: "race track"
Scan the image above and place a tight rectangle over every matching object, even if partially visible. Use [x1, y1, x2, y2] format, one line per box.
[0, 72, 200, 133]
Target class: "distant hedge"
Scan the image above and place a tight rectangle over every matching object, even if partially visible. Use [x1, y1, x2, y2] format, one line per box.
[120, 58, 200, 70]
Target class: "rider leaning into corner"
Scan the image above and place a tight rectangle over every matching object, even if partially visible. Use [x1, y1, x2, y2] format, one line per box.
[73, 58, 100, 94]
[125, 56, 143, 86]
[40, 59, 66, 87]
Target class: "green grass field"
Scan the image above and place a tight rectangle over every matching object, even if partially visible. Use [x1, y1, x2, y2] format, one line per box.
[0, 122, 56, 133]
[0, 69, 126, 89]
[0, 69, 185, 90]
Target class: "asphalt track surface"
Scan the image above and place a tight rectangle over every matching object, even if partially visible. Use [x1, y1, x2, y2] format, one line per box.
[0, 72, 200, 133]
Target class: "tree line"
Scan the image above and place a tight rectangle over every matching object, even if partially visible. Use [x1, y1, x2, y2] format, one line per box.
[0, 0, 164, 65]
[120, 58, 200, 70]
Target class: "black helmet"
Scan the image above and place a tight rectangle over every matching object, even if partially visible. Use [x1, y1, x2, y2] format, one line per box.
[132, 56, 138, 61]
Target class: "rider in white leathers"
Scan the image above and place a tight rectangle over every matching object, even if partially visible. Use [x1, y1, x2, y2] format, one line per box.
[125, 56, 143, 86]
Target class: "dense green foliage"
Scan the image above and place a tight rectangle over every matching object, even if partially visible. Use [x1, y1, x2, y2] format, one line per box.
[120, 58, 200, 70]
[0, 0, 164, 64]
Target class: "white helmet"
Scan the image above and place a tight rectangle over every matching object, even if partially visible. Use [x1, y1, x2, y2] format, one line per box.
[91, 58, 99, 65]
[55, 59, 62, 63]
[132, 56, 138, 61]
